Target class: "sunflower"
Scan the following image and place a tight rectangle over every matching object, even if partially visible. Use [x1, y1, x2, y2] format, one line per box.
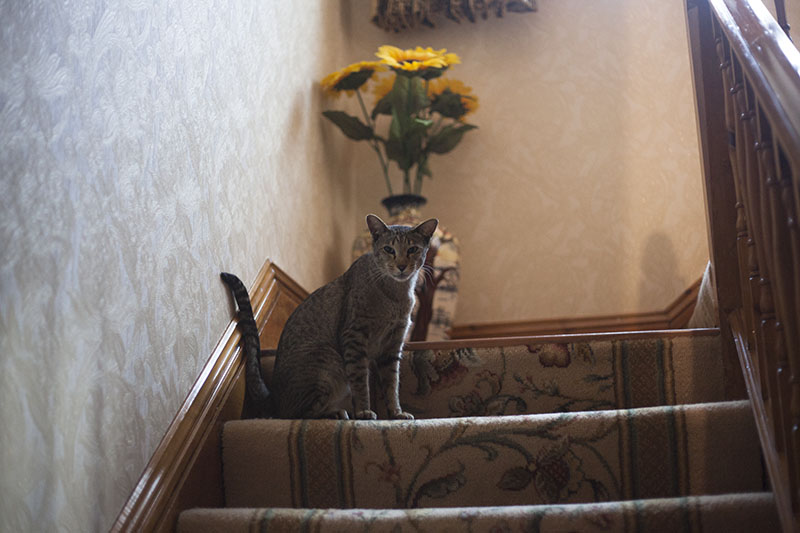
[376, 46, 460, 78]
[427, 78, 478, 119]
[320, 61, 386, 97]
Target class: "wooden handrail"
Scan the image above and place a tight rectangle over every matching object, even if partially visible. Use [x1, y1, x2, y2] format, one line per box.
[685, 1, 800, 531]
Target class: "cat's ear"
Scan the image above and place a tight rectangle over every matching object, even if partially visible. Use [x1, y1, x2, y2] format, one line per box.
[366, 214, 389, 240]
[414, 218, 438, 242]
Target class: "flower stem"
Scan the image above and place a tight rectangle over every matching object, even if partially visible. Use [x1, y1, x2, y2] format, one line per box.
[414, 156, 426, 195]
[356, 90, 393, 196]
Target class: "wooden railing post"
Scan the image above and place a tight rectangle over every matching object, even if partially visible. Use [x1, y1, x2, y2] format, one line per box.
[685, 0, 746, 400]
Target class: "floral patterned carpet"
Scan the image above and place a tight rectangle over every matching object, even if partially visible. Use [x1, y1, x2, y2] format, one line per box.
[178, 331, 779, 532]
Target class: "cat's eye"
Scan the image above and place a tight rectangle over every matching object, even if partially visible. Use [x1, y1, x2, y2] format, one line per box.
[383, 246, 395, 255]
[407, 246, 419, 255]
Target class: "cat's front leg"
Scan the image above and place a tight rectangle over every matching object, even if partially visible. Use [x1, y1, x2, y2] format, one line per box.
[378, 353, 414, 420]
[343, 351, 377, 420]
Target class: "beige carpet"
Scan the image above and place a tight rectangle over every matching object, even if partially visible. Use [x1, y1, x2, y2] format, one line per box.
[179, 332, 778, 532]
[398, 334, 724, 418]
[222, 401, 760, 509]
[179, 493, 778, 533]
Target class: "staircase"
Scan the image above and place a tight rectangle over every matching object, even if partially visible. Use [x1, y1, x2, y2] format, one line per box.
[176, 329, 778, 532]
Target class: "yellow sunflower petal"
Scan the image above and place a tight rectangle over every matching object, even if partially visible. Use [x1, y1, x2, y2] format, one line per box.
[375, 45, 459, 73]
[320, 60, 386, 97]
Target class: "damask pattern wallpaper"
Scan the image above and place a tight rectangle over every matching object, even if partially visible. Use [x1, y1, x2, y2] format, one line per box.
[0, 2, 353, 531]
[349, 0, 712, 323]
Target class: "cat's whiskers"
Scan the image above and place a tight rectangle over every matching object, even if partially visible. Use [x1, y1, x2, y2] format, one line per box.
[419, 264, 436, 284]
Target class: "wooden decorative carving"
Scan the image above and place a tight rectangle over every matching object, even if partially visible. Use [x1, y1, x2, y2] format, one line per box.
[371, 0, 537, 32]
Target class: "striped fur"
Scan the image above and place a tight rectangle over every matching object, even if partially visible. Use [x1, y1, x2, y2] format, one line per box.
[269, 214, 437, 420]
[220, 272, 273, 417]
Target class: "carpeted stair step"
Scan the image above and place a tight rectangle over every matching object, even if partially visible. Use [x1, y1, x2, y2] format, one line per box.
[222, 400, 762, 509]
[399, 332, 724, 418]
[260, 332, 726, 419]
[178, 492, 778, 533]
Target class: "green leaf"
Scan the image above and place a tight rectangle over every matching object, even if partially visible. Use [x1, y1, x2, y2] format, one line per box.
[408, 77, 430, 113]
[418, 158, 432, 178]
[371, 94, 392, 119]
[322, 110, 374, 141]
[426, 123, 477, 154]
[389, 109, 403, 140]
[385, 138, 412, 171]
[390, 76, 411, 131]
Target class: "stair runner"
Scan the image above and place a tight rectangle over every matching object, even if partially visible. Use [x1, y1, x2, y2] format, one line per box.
[178, 330, 778, 532]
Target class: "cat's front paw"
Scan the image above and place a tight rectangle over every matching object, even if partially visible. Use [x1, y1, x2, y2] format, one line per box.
[390, 411, 414, 420]
[355, 409, 377, 420]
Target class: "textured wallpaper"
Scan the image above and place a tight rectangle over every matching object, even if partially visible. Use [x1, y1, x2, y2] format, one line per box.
[0, 2, 354, 531]
[347, 0, 712, 324]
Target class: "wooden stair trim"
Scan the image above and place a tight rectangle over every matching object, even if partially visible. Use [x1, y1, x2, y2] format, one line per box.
[449, 277, 703, 339]
[730, 310, 796, 532]
[110, 260, 308, 533]
[407, 327, 720, 351]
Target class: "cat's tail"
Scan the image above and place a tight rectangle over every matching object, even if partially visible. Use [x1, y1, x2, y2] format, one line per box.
[220, 272, 273, 418]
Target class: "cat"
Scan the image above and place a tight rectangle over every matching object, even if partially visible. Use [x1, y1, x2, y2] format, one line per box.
[221, 213, 438, 420]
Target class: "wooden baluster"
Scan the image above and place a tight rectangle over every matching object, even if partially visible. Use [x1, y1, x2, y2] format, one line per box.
[718, 44, 760, 386]
[754, 109, 785, 451]
[773, 0, 791, 37]
[768, 156, 797, 497]
[734, 82, 766, 398]
[775, 328, 799, 512]
[731, 75, 758, 343]
[776, 151, 800, 509]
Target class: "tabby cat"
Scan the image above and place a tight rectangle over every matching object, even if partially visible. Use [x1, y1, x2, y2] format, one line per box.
[221, 214, 438, 420]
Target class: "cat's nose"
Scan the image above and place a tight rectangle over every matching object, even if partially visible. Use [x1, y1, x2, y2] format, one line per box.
[397, 265, 407, 272]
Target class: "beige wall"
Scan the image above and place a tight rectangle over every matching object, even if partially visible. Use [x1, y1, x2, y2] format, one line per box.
[764, 0, 800, 35]
[345, 0, 711, 324]
[0, 3, 354, 531]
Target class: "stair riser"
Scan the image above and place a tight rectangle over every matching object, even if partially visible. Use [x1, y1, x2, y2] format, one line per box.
[261, 336, 725, 419]
[223, 402, 762, 509]
[398, 336, 724, 418]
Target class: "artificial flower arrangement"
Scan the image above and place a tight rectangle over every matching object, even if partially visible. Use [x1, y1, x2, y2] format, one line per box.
[321, 45, 478, 196]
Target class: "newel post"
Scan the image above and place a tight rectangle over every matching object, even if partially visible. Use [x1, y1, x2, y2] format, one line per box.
[684, 0, 746, 399]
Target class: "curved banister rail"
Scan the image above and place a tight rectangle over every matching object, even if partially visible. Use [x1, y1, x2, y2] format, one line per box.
[686, 1, 800, 531]
[714, 0, 800, 149]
